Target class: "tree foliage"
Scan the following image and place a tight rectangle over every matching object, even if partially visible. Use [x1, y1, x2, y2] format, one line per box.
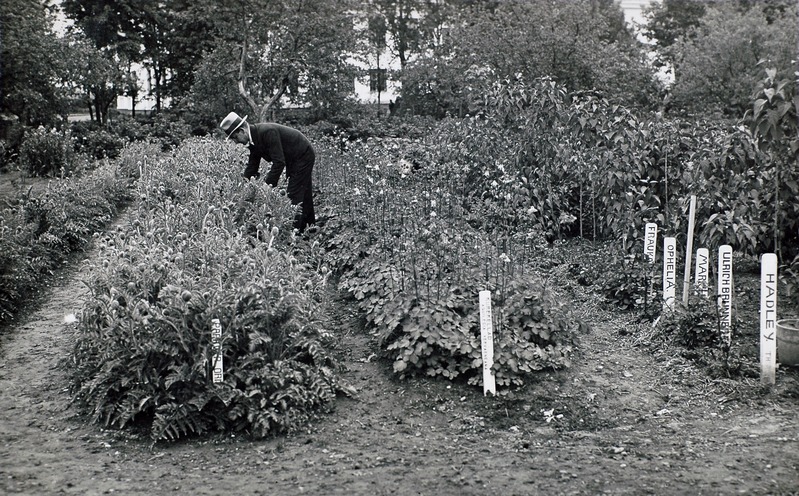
[400, 0, 662, 117]
[641, 0, 797, 119]
[665, 2, 797, 118]
[642, 0, 708, 68]
[0, 0, 69, 125]
[61, 0, 217, 112]
[63, 34, 135, 125]
[183, 0, 360, 124]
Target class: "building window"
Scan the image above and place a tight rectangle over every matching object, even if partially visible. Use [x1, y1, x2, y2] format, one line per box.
[369, 68, 387, 93]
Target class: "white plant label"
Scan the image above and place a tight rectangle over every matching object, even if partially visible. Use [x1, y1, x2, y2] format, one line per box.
[644, 223, 658, 264]
[717, 245, 733, 348]
[211, 318, 224, 383]
[760, 254, 778, 385]
[694, 248, 710, 296]
[478, 290, 496, 396]
[662, 237, 677, 310]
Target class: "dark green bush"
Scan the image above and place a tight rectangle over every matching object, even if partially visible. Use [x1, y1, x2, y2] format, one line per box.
[146, 113, 192, 151]
[596, 250, 657, 314]
[655, 294, 723, 349]
[70, 121, 125, 159]
[18, 127, 74, 176]
[109, 116, 147, 142]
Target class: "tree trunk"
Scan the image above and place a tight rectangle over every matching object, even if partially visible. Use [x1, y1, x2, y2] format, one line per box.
[154, 63, 162, 113]
[93, 93, 103, 126]
[235, 19, 293, 122]
[259, 78, 288, 121]
[87, 93, 95, 121]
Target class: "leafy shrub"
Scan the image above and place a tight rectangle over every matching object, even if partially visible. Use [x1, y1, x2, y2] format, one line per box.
[18, 127, 75, 176]
[0, 206, 51, 321]
[145, 113, 192, 151]
[69, 138, 344, 442]
[655, 294, 723, 349]
[0, 142, 152, 323]
[70, 121, 125, 159]
[651, 293, 750, 377]
[109, 116, 148, 142]
[330, 219, 582, 387]
[596, 249, 657, 314]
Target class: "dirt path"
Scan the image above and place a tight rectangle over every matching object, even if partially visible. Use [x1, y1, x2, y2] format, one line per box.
[1, 245, 798, 495]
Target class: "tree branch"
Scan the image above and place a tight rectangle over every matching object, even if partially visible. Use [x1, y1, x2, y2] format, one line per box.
[237, 18, 259, 115]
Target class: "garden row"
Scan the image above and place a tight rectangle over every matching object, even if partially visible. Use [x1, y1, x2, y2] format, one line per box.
[0, 142, 161, 325]
[68, 139, 345, 442]
[0, 112, 199, 325]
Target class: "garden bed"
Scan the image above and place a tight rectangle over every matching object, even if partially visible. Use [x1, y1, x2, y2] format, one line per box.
[0, 234, 797, 495]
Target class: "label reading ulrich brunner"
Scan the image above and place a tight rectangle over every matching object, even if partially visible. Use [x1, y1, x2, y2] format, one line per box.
[717, 245, 733, 348]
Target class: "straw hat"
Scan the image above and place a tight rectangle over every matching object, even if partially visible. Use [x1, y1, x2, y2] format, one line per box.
[219, 111, 248, 139]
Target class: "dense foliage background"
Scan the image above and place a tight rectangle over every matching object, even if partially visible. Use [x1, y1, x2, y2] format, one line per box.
[1, 0, 794, 128]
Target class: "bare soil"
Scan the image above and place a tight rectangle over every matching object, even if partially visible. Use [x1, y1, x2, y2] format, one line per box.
[1, 240, 798, 495]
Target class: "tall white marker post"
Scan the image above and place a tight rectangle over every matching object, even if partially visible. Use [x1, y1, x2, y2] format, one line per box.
[760, 254, 778, 385]
[694, 248, 710, 297]
[682, 196, 697, 305]
[663, 237, 677, 310]
[717, 245, 734, 349]
[211, 318, 224, 383]
[478, 291, 496, 396]
[645, 223, 658, 307]
[644, 223, 658, 263]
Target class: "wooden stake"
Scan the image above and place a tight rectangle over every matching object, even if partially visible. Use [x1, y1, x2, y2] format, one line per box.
[682, 196, 697, 305]
[644, 223, 658, 264]
[211, 318, 224, 383]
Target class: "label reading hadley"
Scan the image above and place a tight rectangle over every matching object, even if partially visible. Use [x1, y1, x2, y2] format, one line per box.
[760, 254, 777, 385]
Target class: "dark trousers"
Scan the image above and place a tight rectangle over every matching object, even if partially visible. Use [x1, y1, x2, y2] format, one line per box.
[286, 148, 315, 232]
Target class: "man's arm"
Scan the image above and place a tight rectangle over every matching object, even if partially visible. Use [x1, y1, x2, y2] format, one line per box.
[263, 127, 286, 187]
[242, 151, 261, 179]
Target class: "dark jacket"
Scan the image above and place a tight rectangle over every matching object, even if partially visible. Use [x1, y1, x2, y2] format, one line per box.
[242, 123, 315, 185]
